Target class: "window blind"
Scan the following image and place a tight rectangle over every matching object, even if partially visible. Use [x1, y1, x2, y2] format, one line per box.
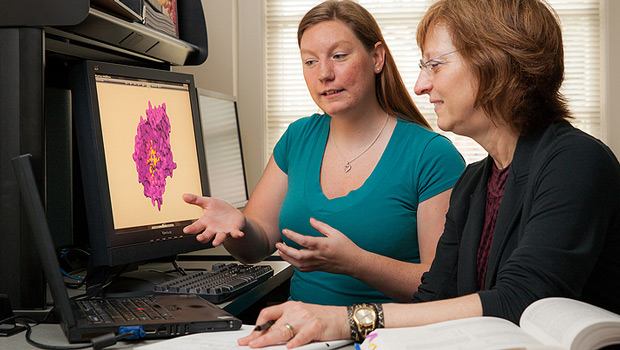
[265, 0, 602, 164]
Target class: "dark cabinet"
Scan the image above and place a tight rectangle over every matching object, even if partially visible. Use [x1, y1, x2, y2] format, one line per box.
[0, 0, 208, 310]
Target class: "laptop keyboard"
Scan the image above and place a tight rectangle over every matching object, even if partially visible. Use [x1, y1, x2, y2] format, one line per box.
[77, 296, 174, 324]
[153, 263, 274, 304]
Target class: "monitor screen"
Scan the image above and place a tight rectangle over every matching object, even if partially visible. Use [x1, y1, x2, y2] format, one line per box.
[197, 89, 249, 209]
[71, 61, 210, 268]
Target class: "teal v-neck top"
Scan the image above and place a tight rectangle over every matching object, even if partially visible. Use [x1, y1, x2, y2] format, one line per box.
[273, 114, 465, 305]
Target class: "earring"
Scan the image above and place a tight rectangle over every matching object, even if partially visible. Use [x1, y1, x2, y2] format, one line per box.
[376, 67, 381, 71]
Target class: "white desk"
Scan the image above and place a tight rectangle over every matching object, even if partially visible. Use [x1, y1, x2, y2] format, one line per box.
[1, 323, 145, 349]
[0, 323, 356, 349]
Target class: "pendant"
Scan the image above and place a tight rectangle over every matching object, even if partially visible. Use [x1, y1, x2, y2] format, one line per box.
[344, 163, 352, 173]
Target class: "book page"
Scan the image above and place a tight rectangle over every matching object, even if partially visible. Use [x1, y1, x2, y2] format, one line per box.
[359, 317, 552, 350]
[134, 325, 353, 350]
[519, 297, 620, 350]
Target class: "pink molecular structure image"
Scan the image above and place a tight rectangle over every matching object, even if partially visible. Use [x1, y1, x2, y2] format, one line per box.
[132, 101, 177, 211]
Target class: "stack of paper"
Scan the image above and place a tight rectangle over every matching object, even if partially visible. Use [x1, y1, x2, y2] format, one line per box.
[143, 2, 177, 38]
[135, 325, 353, 350]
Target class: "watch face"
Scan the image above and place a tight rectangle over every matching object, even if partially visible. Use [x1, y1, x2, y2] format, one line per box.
[354, 307, 376, 327]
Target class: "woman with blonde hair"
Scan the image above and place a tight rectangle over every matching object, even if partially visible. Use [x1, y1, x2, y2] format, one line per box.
[183, 0, 464, 306]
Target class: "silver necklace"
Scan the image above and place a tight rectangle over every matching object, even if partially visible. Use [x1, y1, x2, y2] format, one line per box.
[331, 113, 389, 173]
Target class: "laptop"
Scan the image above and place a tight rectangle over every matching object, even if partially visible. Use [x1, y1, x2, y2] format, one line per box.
[11, 154, 242, 343]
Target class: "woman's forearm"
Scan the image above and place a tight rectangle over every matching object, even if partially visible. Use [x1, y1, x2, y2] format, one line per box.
[223, 156, 287, 264]
[223, 215, 279, 264]
[349, 251, 431, 302]
[383, 293, 483, 328]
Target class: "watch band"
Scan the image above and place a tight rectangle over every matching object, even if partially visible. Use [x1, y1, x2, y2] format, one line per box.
[348, 303, 384, 343]
[375, 303, 385, 329]
[358, 323, 374, 339]
[346, 305, 360, 342]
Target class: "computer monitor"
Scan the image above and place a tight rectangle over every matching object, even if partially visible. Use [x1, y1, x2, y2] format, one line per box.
[70, 61, 210, 272]
[197, 89, 249, 209]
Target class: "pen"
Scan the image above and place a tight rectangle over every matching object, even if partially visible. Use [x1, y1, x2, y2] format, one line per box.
[253, 320, 275, 331]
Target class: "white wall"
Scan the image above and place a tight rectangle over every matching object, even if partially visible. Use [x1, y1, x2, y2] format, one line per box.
[173, 0, 265, 194]
[173, 1, 236, 95]
[177, 0, 620, 195]
[236, 0, 265, 194]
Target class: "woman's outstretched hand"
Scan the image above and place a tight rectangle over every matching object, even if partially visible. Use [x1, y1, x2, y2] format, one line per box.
[238, 301, 349, 348]
[182, 193, 246, 246]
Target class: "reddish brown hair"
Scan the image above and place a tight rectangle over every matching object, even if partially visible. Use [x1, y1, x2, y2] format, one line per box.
[417, 0, 570, 134]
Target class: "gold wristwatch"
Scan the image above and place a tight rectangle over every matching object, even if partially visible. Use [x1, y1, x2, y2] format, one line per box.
[347, 303, 384, 342]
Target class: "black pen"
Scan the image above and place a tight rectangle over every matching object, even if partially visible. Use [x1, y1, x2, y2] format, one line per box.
[254, 320, 275, 331]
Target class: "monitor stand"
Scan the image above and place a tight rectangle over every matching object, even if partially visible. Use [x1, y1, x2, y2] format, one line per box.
[85, 263, 179, 297]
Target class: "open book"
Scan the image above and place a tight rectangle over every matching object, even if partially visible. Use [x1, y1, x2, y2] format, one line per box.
[360, 297, 620, 350]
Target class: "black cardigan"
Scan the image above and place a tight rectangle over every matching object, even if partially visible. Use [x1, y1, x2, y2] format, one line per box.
[413, 121, 620, 323]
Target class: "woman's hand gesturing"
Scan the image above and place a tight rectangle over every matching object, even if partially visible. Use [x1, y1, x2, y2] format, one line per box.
[182, 193, 246, 246]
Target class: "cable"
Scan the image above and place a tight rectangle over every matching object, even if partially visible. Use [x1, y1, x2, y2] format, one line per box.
[64, 269, 89, 290]
[15, 310, 54, 326]
[73, 264, 131, 301]
[169, 257, 210, 274]
[23, 321, 91, 349]
[171, 259, 187, 276]
[65, 274, 89, 290]
[18, 320, 135, 350]
[58, 247, 90, 263]
[0, 315, 16, 325]
[58, 247, 90, 289]
[61, 269, 84, 281]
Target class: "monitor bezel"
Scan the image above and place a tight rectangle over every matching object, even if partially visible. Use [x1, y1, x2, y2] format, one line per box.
[196, 88, 249, 209]
[71, 60, 210, 267]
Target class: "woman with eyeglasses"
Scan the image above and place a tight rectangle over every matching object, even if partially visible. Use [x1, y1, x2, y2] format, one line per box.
[182, 0, 465, 306]
[238, 0, 620, 347]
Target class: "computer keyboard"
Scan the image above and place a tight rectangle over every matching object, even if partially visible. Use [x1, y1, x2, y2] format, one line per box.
[77, 296, 173, 324]
[153, 263, 274, 304]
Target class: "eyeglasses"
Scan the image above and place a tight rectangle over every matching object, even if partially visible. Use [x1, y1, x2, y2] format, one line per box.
[418, 50, 458, 73]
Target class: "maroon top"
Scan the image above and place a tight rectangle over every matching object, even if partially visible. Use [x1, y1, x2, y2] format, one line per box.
[477, 163, 511, 290]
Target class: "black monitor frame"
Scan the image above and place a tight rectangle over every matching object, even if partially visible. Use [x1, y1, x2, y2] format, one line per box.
[196, 88, 249, 209]
[71, 60, 211, 269]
